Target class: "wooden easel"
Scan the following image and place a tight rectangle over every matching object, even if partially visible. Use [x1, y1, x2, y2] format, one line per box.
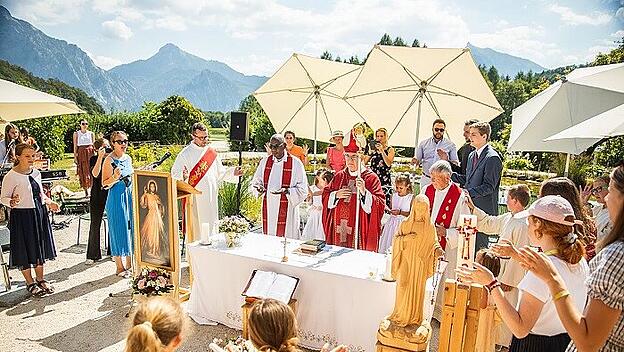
[175, 180, 200, 301]
[438, 279, 488, 352]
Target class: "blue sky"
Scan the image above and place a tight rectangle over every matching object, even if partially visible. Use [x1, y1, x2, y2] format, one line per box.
[2, 0, 622, 75]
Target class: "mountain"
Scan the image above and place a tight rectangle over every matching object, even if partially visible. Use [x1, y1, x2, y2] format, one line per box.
[0, 59, 105, 114]
[468, 43, 547, 77]
[0, 6, 142, 111]
[109, 43, 267, 111]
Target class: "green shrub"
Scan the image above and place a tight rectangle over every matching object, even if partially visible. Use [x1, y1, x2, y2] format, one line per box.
[551, 154, 592, 187]
[504, 155, 534, 170]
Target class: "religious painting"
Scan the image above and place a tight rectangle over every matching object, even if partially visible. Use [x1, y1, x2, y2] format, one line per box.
[133, 171, 176, 271]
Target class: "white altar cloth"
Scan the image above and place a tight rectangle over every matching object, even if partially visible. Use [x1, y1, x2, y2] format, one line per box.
[187, 233, 396, 351]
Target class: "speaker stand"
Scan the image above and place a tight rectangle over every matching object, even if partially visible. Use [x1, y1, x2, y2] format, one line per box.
[236, 141, 243, 215]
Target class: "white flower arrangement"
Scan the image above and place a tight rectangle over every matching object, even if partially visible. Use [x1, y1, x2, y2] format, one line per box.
[219, 216, 250, 247]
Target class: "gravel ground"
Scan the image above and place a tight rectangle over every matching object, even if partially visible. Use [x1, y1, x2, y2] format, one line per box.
[0, 214, 440, 352]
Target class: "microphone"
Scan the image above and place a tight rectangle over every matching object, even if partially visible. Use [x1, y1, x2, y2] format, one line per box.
[143, 151, 172, 171]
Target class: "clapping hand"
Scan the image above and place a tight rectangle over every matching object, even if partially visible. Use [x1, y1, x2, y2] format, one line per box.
[491, 238, 519, 259]
[302, 144, 309, 155]
[516, 246, 561, 285]
[9, 193, 20, 208]
[437, 148, 449, 161]
[455, 262, 495, 286]
[580, 184, 592, 205]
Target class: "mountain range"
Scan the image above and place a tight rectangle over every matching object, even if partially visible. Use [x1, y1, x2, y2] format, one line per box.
[0, 5, 548, 112]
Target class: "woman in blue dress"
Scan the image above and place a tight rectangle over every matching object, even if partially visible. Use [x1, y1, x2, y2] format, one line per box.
[102, 131, 134, 277]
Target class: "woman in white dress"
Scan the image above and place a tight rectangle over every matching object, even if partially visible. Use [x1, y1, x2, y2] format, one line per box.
[378, 173, 413, 253]
[301, 169, 334, 241]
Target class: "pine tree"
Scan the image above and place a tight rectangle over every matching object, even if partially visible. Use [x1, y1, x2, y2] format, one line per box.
[412, 39, 421, 47]
[320, 51, 333, 60]
[379, 33, 393, 45]
[393, 36, 407, 46]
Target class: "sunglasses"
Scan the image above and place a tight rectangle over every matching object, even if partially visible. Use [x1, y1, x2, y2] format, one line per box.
[591, 186, 606, 195]
[434, 128, 445, 133]
[268, 143, 284, 149]
[114, 139, 128, 145]
[81, 122, 88, 126]
[193, 134, 209, 141]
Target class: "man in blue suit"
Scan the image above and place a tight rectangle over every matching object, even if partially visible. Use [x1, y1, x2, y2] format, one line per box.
[452, 121, 503, 250]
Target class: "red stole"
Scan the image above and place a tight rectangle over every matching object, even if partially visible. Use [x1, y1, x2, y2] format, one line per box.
[182, 147, 218, 234]
[262, 155, 293, 237]
[321, 169, 385, 252]
[424, 183, 461, 250]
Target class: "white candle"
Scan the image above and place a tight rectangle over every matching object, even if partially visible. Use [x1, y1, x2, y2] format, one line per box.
[383, 249, 393, 281]
[200, 223, 211, 245]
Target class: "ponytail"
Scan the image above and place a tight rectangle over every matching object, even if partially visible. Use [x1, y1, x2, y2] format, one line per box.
[125, 322, 162, 352]
[248, 299, 300, 352]
[532, 215, 586, 264]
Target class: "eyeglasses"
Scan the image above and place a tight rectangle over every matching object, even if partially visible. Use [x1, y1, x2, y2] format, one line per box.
[268, 143, 284, 149]
[434, 128, 445, 133]
[591, 186, 606, 195]
[193, 134, 209, 141]
[114, 140, 128, 145]
[81, 122, 88, 126]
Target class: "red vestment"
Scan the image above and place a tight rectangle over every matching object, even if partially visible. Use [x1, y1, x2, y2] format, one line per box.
[322, 168, 385, 252]
[424, 183, 462, 250]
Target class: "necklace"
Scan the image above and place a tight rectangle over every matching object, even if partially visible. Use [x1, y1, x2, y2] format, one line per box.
[544, 249, 559, 256]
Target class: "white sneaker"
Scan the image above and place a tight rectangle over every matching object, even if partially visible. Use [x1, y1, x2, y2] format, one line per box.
[85, 259, 95, 265]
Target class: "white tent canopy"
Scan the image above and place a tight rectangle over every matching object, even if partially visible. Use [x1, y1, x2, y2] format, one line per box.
[508, 63, 624, 154]
[0, 79, 84, 121]
[254, 53, 367, 145]
[345, 45, 503, 148]
[545, 103, 624, 142]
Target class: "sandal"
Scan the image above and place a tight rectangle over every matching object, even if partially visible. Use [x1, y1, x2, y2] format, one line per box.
[36, 279, 55, 294]
[26, 283, 44, 297]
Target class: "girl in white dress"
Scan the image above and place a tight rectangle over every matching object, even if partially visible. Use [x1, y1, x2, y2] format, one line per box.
[301, 169, 334, 241]
[378, 174, 413, 253]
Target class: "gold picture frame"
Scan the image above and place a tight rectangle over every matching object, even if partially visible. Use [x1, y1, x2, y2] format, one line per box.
[132, 170, 177, 272]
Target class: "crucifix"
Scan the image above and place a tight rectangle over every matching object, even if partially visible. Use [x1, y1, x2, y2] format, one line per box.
[335, 218, 353, 245]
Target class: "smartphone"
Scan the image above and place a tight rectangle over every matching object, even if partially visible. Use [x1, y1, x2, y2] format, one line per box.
[105, 147, 113, 153]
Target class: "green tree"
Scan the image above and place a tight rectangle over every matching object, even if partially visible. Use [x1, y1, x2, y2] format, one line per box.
[151, 96, 204, 144]
[393, 36, 407, 46]
[379, 33, 393, 45]
[487, 66, 500, 89]
[591, 37, 624, 66]
[320, 51, 333, 60]
[411, 39, 421, 47]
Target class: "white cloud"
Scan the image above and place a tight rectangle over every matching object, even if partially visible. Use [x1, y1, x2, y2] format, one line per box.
[102, 19, 133, 40]
[9, 0, 87, 25]
[470, 26, 555, 68]
[85, 50, 124, 70]
[549, 4, 611, 26]
[612, 30, 624, 38]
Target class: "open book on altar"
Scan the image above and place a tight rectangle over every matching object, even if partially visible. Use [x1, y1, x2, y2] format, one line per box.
[242, 270, 299, 305]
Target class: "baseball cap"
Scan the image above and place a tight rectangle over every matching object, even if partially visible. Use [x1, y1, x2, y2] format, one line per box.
[515, 195, 583, 226]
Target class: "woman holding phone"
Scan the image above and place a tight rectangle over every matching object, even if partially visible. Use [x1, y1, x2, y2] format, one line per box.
[85, 137, 111, 264]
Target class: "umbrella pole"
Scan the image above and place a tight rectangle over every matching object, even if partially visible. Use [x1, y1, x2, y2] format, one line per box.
[564, 153, 571, 177]
[314, 95, 318, 171]
[412, 96, 423, 174]
[354, 155, 361, 250]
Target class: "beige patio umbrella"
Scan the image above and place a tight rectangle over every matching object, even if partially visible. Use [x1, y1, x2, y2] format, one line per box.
[253, 53, 369, 164]
[0, 79, 85, 121]
[345, 45, 503, 148]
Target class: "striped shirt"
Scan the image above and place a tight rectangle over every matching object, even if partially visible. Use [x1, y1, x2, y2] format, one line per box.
[566, 240, 624, 352]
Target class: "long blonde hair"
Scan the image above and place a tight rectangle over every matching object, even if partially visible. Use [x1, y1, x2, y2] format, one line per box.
[248, 299, 300, 352]
[125, 297, 185, 352]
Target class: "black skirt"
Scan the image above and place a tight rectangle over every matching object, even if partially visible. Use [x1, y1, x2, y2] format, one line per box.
[510, 333, 571, 352]
[8, 176, 56, 270]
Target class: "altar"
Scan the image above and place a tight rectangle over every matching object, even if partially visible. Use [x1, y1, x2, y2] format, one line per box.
[187, 233, 396, 351]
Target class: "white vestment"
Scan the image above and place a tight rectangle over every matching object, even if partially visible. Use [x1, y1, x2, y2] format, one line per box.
[474, 206, 529, 346]
[421, 183, 469, 322]
[251, 153, 308, 239]
[171, 142, 239, 242]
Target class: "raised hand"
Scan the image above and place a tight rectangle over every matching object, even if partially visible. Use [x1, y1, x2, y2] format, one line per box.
[455, 262, 495, 286]
[302, 144, 309, 155]
[264, 142, 271, 154]
[437, 148, 449, 161]
[491, 238, 519, 259]
[580, 184, 592, 204]
[516, 246, 561, 285]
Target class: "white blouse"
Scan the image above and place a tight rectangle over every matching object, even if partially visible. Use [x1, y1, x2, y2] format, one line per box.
[76, 130, 93, 146]
[0, 168, 49, 209]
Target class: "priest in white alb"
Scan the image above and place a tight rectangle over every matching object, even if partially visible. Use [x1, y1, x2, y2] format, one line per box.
[171, 123, 242, 243]
[251, 134, 308, 239]
[420, 160, 469, 320]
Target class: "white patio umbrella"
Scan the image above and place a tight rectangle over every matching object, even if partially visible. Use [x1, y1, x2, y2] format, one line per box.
[345, 45, 503, 148]
[253, 53, 368, 164]
[508, 63, 624, 155]
[0, 79, 85, 121]
[545, 103, 624, 142]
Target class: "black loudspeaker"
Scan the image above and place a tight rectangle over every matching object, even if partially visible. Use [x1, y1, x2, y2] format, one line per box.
[229, 111, 249, 142]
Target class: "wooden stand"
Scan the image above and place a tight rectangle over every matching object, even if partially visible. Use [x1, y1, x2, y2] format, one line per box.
[438, 279, 488, 352]
[241, 299, 297, 339]
[176, 180, 201, 301]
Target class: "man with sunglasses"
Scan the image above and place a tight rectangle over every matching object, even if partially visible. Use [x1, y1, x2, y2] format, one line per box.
[251, 134, 308, 239]
[171, 123, 242, 244]
[411, 118, 459, 189]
